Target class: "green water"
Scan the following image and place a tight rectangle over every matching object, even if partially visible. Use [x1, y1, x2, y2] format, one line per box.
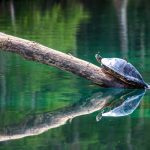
[0, 0, 150, 149]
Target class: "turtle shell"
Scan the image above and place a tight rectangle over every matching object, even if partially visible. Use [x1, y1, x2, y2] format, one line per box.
[101, 58, 148, 88]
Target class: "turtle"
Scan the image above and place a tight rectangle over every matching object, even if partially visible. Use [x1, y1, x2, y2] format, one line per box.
[95, 53, 148, 89]
[96, 89, 145, 121]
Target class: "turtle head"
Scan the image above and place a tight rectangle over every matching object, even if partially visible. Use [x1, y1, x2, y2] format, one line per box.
[95, 53, 102, 63]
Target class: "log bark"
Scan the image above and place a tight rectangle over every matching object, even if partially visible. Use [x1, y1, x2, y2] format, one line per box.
[0, 32, 136, 88]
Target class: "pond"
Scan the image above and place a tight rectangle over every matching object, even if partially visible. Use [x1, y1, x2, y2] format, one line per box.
[0, 0, 150, 149]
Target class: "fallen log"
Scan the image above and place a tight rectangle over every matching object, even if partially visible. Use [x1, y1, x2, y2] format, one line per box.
[0, 32, 138, 88]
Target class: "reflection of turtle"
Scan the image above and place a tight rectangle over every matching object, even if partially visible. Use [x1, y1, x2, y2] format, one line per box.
[95, 54, 148, 88]
[96, 89, 145, 121]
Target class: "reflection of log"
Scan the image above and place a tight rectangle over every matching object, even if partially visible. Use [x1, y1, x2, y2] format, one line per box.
[0, 89, 126, 142]
[0, 32, 136, 88]
[0, 89, 144, 142]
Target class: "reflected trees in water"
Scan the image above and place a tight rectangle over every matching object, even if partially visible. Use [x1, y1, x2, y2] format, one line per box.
[0, 89, 145, 142]
[114, 0, 128, 58]
[0, 0, 150, 148]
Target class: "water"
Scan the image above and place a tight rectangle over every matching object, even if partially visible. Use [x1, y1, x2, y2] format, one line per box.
[0, 0, 150, 149]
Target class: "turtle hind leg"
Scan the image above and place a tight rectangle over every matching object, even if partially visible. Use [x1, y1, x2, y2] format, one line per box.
[96, 109, 105, 122]
[96, 112, 103, 122]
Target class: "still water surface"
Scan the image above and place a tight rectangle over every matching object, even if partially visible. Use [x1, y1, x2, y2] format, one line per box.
[0, 0, 150, 149]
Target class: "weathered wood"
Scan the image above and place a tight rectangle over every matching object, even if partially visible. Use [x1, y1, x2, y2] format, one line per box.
[0, 32, 136, 88]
